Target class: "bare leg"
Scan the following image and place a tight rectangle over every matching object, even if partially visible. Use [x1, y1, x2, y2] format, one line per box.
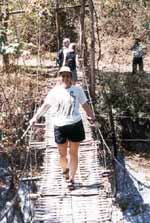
[57, 141, 68, 172]
[69, 141, 80, 180]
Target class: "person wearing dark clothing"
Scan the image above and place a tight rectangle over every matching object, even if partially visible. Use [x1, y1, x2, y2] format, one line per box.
[66, 50, 76, 71]
[56, 48, 64, 68]
[65, 43, 78, 83]
[130, 38, 145, 73]
[56, 38, 70, 68]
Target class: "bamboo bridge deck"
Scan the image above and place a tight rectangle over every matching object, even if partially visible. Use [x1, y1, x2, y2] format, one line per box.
[30, 71, 114, 223]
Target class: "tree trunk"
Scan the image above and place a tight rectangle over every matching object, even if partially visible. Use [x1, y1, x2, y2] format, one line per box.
[88, 0, 95, 99]
[80, 0, 88, 67]
[55, 0, 61, 50]
[2, 1, 9, 71]
[79, 0, 85, 57]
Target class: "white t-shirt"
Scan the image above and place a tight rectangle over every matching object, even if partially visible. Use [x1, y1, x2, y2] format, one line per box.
[44, 85, 88, 126]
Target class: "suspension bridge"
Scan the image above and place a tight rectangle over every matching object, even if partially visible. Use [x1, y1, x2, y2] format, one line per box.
[0, 65, 119, 223]
[1, 64, 150, 223]
[1, 1, 150, 222]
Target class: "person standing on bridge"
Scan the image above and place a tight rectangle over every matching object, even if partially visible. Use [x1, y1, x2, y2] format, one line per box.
[65, 42, 79, 84]
[30, 66, 95, 190]
[130, 38, 146, 74]
[56, 38, 70, 68]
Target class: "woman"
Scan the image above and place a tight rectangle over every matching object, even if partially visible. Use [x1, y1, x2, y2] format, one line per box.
[30, 66, 95, 190]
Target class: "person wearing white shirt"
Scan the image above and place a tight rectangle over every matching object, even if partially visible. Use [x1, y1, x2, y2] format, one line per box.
[30, 66, 95, 190]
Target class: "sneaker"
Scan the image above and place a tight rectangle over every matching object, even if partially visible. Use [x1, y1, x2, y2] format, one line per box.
[67, 179, 75, 191]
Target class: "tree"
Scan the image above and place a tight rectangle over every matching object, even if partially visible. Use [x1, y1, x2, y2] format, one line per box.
[79, 0, 86, 59]
[55, 0, 61, 50]
[0, 0, 10, 71]
[88, 0, 95, 98]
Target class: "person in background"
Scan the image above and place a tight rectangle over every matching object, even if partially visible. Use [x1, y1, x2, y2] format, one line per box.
[56, 38, 70, 68]
[29, 66, 95, 190]
[65, 43, 78, 84]
[130, 38, 146, 74]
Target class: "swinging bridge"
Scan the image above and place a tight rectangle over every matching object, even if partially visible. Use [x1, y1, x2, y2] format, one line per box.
[1, 0, 150, 222]
[1, 64, 150, 223]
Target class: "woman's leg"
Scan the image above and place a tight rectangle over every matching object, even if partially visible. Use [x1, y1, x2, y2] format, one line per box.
[57, 141, 68, 173]
[69, 141, 80, 180]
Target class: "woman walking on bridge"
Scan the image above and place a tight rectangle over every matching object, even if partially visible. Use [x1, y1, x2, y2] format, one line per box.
[30, 66, 95, 190]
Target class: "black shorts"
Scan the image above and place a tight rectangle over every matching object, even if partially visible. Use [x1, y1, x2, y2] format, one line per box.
[54, 120, 85, 144]
[133, 57, 143, 65]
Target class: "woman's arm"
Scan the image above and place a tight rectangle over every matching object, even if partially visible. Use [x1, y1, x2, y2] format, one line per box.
[82, 102, 95, 121]
[30, 102, 50, 126]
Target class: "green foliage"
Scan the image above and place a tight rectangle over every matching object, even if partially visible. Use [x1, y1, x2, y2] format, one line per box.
[8, 0, 80, 52]
[101, 72, 146, 117]
[143, 21, 150, 30]
[96, 71, 150, 151]
[98, 0, 150, 38]
[142, 21, 150, 40]
[0, 28, 23, 56]
[0, 21, 23, 56]
[3, 42, 23, 56]
[103, 0, 121, 8]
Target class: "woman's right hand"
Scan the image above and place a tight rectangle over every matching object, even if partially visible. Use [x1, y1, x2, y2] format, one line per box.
[87, 116, 96, 126]
[29, 117, 37, 126]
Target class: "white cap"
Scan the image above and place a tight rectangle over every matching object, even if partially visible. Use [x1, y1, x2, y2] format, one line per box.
[59, 66, 71, 74]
